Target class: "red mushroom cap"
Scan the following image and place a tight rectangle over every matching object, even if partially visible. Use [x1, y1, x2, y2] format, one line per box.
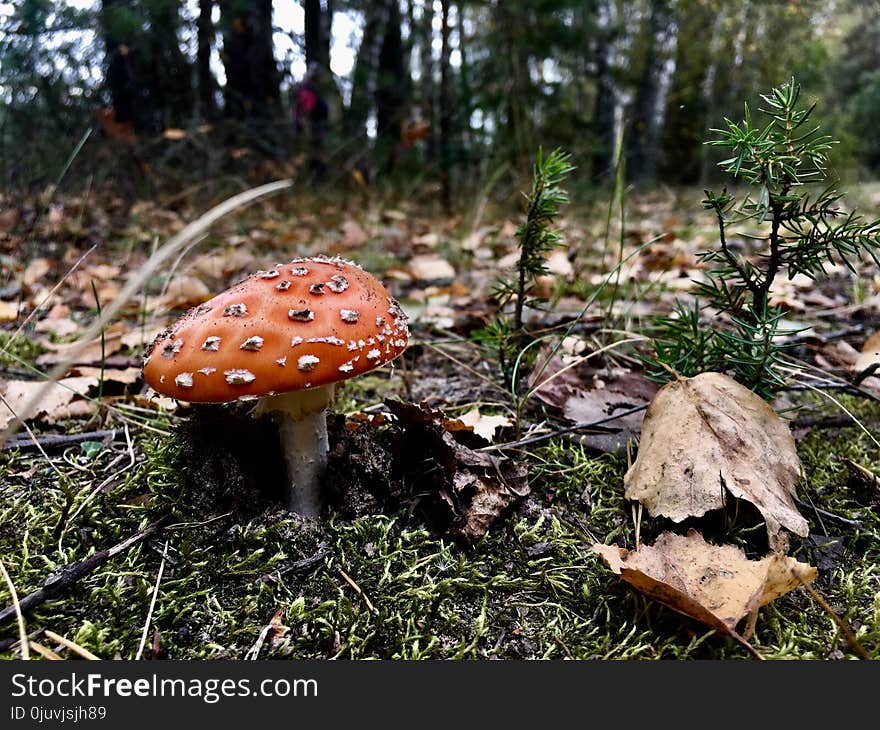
[142, 256, 409, 403]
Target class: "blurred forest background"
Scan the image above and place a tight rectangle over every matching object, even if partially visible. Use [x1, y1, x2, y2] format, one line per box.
[2, 0, 880, 205]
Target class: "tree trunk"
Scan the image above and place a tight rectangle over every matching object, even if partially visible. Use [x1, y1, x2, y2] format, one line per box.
[625, 0, 678, 185]
[456, 1, 472, 155]
[220, 0, 279, 122]
[197, 0, 218, 121]
[495, 1, 530, 168]
[439, 0, 452, 212]
[375, 0, 406, 172]
[100, 0, 144, 132]
[304, 0, 329, 70]
[141, 0, 193, 130]
[419, 0, 436, 163]
[590, 0, 618, 182]
[657, 0, 717, 184]
[347, 2, 387, 146]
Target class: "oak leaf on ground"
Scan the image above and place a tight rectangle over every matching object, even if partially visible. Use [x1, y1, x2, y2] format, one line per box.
[593, 530, 817, 638]
[624, 371, 807, 549]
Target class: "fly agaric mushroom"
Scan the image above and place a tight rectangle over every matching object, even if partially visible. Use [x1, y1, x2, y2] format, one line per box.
[142, 256, 409, 516]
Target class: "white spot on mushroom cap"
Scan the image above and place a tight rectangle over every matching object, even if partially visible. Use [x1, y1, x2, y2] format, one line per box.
[340, 309, 360, 323]
[367, 349, 381, 361]
[276, 356, 287, 366]
[161, 338, 184, 359]
[198, 367, 216, 376]
[290, 266, 309, 276]
[224, 369, 256, 385]
[175, 372, 193, 388]
[297, 355, 320, 372]
[306, 336, 345, 346]
[201, 336, 221, 352]
[291, 254, 362, 270]
[257, 269, 280, 279]
[309, 282, 325, 295]
[327, 275, 349, 293]
[289, 308, 315, 322]
[338, 362, 354, 373]
[291, 336, 303, 347]
[224, 303, 247, 317]
[240, 336, 264, 351]
[276, 280, 291, 291]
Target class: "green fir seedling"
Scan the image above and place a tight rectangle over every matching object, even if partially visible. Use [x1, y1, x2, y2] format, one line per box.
[476, 147, 574, 386]
[649, 78, 880, 398]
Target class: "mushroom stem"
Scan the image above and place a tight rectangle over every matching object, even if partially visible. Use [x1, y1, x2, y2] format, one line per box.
[278, 409, 328, 516]
[255, 384, 336, 517]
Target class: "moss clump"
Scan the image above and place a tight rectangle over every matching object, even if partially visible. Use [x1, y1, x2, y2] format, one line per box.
[1, 391, 878, 660]
[0, 331, 45, 370]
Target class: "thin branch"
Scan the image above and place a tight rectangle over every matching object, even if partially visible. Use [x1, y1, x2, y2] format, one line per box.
[0, 515, 170, 628]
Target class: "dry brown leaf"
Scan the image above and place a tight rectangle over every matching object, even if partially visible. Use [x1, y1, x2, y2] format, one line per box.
[161, 275, 212, 310]
[461, 225, 495, 252]
[528, 344, 657, 453]
[23, 258, 51, 287]
[386, 400, 528, 544]
[853, 331, 880, 374]
[68, 366, 142, 386]
[340, 220, 369, 248]
[0, 376, 98, 429]
[457, 407, 511, 443]
[85, 263, 121, 281]
[120, 324, 167, 351]
[266, 608, 290, 648]
[592, 530, 816, 637]
[545, 249, 573, 277]
[0, 300, 18, 322]
[408, 254, 456, 282]
[190, 248, 256, 280]
[36, 321, 129, 368]
[413, 232, 439, 249]
[34, 316, 79, 338]
[624, 372, 807, 548]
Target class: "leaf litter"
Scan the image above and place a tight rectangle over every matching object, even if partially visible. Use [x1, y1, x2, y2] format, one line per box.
[0, 185, 876, 659]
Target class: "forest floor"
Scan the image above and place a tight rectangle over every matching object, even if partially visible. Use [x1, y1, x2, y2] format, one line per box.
[0, 178, 879, 660]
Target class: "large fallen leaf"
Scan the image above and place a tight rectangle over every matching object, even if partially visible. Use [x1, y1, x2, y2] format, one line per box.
[0, 376, 98, 429]
[593, 530, 817, 639]
[36, 321, 129, 368]
[624, 372, 807, 548]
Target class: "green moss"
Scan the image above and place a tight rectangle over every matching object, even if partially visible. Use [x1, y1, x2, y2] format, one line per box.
[1, 389, 877, 661]
[0, 331, 46, 369]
